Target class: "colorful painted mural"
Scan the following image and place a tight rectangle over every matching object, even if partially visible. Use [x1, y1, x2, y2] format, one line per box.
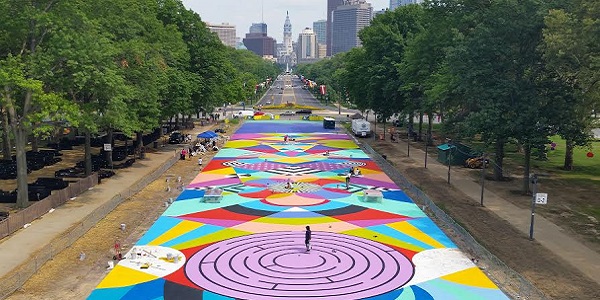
[89, 120, 509, 300]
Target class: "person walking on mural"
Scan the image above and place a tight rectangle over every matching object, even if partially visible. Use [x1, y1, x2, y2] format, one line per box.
[305, 226, 312, 251]
[345, 172, 351, 189]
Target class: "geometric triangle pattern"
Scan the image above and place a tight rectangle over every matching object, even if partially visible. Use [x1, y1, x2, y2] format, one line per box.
[89, 120, 509, 300]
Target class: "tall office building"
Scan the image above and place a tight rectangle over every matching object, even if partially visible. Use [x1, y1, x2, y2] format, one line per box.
[390, 0, 422, 10]
[296, 28, 318, 63]
[207, 23, 237, 48]
[331, 0, 373, 55]
[249, 23, 268, 34]
[327, 0, 345, 57]
[313, 20, 327, 45]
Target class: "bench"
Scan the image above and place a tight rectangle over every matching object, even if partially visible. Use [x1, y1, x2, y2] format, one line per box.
[361, 189, 383, 203]
[202, 188, 223, 203]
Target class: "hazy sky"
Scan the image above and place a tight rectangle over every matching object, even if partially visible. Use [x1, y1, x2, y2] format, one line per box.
[181, 0, 390, 42]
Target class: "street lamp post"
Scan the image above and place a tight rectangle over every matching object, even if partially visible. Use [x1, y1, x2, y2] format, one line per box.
[480, 154, 486, 206]
[447, 139, 452, 184]
[529, 174, 538, 240]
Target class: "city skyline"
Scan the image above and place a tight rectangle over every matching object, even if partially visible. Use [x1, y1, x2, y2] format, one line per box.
[181, 0, 389, 42]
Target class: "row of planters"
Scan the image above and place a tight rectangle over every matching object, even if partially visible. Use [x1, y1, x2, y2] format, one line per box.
[0, 130, 164, 203]
[0, 150, 63, 180]
[0, 177, 70, 203]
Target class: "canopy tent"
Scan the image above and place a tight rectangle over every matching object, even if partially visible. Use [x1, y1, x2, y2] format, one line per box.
[197, 131, 218, 139]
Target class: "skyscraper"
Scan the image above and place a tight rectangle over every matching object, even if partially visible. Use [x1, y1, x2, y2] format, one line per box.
[249, 23, 268, 34]
[327, 0, 345, 57]
[207, 23, 237, 48]
[283, 12, 293, 55]
[296, 28, 318, 63]
[390, 0, 422, 10]
[331, 0, 373, 55]
[313, 20, 327, 45]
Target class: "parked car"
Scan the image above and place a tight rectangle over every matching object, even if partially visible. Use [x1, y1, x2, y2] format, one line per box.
[281, 110, 295, 116]
[296, 109, 312, 114]
[168, 131, 184, 144]
[254, 111, 265, 116]
[265, 101, 272, 105]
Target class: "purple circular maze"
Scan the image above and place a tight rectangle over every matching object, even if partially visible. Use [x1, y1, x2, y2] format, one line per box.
[185, 231, 414, 300]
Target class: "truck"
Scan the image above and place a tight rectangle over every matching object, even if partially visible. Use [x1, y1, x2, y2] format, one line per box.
[351, 119, 371, 137]
[235, 110, 254, 118]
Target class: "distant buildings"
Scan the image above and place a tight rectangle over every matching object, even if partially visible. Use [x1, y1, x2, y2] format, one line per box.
[206, 23, 237, 48]
[374, 8, 388, 17]
[249, 23, 268, 34]
[243, 23, 276, 58]
[296, 28, 318, 63]
[313, 19, 327, 45]
[331, 0, 373, 55]
[390, 0, 422, 10]
[327, 0, 345, 57]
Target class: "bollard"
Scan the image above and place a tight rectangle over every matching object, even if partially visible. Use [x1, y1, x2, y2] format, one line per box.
[79, 252, 86, 261]
[120, 223, 126, 232]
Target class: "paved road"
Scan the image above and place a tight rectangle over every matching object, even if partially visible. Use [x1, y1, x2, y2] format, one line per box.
[252, 75, 354, 114]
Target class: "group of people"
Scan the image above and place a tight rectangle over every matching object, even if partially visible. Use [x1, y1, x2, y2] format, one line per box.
[283, 134, 296, 143]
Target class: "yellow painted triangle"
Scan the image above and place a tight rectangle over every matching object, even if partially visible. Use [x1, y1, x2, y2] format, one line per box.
[96, 265, 158, 289]
[171, 228, 251, 250]
[322, 140, 358, 149]
[341, 228, 424, 252]
[225, 140, 260, 148]
[148, 220, 204, 246]
[204, 166, 236, 175]
[255, 216, 340, 225]
[441, 267, 499, 289]
[387, 221, 446, 249]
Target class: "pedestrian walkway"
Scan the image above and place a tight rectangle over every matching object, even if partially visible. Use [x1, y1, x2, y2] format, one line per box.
[370, 128, 600, 285]
[0, 148, 178, 280]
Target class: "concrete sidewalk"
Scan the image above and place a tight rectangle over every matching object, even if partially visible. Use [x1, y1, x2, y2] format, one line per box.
[371, 129, 600, 285]
[0, 147, 178, 279]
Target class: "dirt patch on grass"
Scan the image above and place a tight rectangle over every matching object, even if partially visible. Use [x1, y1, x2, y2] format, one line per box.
[369, 140, 600, 300]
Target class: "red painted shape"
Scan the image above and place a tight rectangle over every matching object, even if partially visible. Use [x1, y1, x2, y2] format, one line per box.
[240, 189, 274, 199]
[180, 208, 260, 222]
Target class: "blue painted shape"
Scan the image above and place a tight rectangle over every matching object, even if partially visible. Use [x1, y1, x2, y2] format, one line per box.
[136, 217, 182, 245]
[161, 224, 224, 247]
[407, 218, 457, 248]
[394, 286, 416, 300]
[202, 290, 235, 299]
[363, 289, 403, 300]
[410, 285, 435, 300]
[232, 167, 260, 174]
[177, 189, 205, 201]
[383, 191, 413, 203]
[120, 279, 165, 300]
[87, 286, 133, 300]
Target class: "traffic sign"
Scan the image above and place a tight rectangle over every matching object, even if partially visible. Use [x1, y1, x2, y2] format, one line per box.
[104, 144, 112, 151]
[535, 193, 548, 204]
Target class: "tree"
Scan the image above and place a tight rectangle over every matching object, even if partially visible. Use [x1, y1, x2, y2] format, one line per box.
[0, 1, 79, 207]
[542, 0, 600, 170]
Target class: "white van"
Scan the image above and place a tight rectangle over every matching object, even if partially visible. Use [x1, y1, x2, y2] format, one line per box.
[351, 119, 371, 137]
[235, 110, 254, 118]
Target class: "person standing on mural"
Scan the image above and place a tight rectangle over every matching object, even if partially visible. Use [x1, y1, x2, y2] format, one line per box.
[305, 226, 312, 251]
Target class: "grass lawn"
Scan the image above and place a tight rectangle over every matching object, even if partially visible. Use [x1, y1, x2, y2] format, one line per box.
[530, 137, 600, 180]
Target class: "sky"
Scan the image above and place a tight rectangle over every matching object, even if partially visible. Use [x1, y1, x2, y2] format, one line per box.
[181, 0, 390, 42]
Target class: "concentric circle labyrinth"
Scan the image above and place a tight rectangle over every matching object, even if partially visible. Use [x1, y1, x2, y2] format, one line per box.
[185, 231, 414, 300]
